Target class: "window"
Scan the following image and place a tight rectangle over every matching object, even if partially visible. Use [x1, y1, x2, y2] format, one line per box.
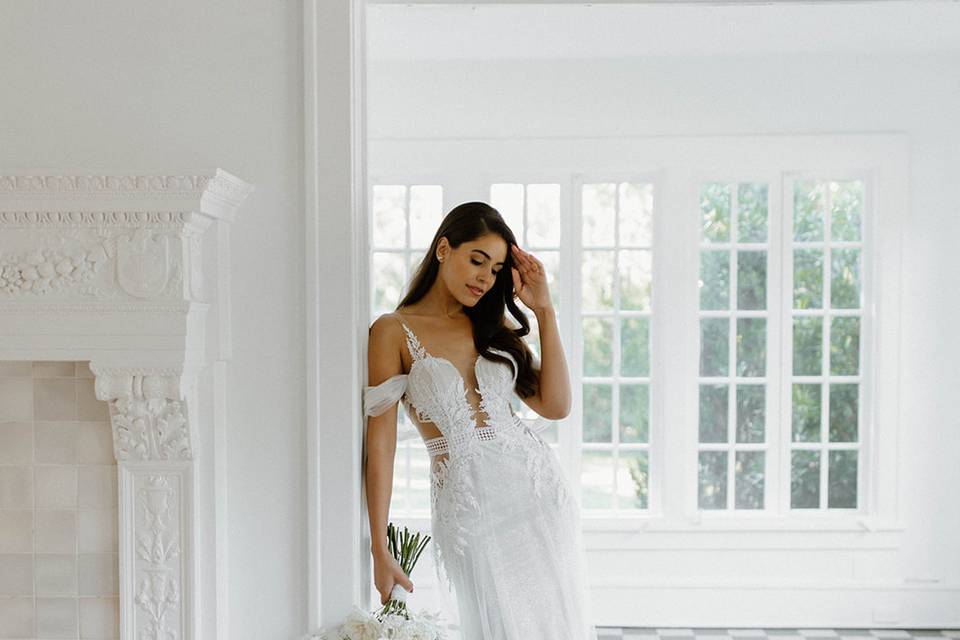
[367, 133, 903, 529]
[786, 179, 865, 511]
[576, 182, 654, 512]
[698, 182, 771, 511]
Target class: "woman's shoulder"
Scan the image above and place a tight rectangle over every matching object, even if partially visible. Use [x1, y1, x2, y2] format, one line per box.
[369, 311, 404, 337]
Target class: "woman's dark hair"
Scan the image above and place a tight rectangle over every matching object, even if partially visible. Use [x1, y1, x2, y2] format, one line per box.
[396, 201, 541, 399]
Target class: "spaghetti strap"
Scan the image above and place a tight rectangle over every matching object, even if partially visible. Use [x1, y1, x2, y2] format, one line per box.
[394, 312, 427, 363]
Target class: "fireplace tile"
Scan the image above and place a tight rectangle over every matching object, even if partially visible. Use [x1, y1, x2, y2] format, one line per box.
[0, 554, 33, 596]
[35, 466, 77, 509]
[0, 596, 33, 637]
[0, 466, 33, 508]
[75, 362, 95, 379]
[34, 379, 77, 421]
[0, 361, 32, 377]
[79, 597, 119, 638]
[36, 510, 77, 554]
[34, 361, 76, 378]
[78, 509, 118, 553]
[35, 421, 78, 464]
[77, 422, 114, 464]
[0, 378, 33, 422]
[77, 379, 109, 421]
[78, 553, 119, 597]
[0, 422, 33, 464]
[78, 466, 116, 509]
[36, 554, 78, 596]
[36, 596, 79, 638]
[0, 509, 33, 553]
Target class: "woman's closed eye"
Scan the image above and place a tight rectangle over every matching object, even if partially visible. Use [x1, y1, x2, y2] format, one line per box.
[471, 258, 500, 275]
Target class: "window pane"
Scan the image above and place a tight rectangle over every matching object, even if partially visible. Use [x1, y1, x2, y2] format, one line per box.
[827, 450, 858, 508]
[735, 451, 765, 509]
[581, 450, 614, 509]
[527, 183, 561, 246]
[735, 384, 765, 443]
[831, 248, 861, 309]
[620, 317, 650, 377]
[699, 250, 730, 310]
[372, 252, 405, 315]
[698, 384, 728, 443]
[794, 181, 825, 241]
[793, 249, 824, 309]
[792, 316, 822, 376]
[829, 384, 859, 442]
[830, 180, 863, 242]
[582, 317, 613, 377]
[737, 250, 767, 310]
[372, 185, 406, 248]
[791, 450, 820, 509]
[700, 183, 731, 243]
[538, 250, 562, 311]
[619, 249, 652, 311]
[736, 318, 766, 377]
[791, 384, 821, 443]
[618, 451, 649, 509]
[582, 250, 615, 311]
[582, 183, 616, 246]
[830, 316, 860, 375]
[582, 384, 612, 443]
[698, 450, 727, 509]
[620, 384, 650, 443]
[737, 183, 768, 243]
[700, 318, 729, 377]
[409, 185, 442, 249]
[490, 183, 523, 235]
[619, 182, 653, 246]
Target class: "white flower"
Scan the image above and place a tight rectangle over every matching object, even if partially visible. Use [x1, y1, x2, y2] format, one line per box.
[342, 606, 383, 640]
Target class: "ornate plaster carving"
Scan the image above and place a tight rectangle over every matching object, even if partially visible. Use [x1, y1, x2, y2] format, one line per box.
[135, 474, 184, 640]
[93, 365, 194, 462]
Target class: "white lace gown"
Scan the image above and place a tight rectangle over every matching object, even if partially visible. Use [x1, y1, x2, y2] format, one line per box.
[364, 319, 598, 640]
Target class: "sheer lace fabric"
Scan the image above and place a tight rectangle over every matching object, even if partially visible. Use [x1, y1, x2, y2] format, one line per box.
[363, 319, 597, 640]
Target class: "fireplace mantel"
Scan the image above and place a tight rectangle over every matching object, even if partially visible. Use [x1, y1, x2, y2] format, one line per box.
[0, 170, 252, 640]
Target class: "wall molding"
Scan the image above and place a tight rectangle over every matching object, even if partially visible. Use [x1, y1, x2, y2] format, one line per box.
[0, 169, 252, 640]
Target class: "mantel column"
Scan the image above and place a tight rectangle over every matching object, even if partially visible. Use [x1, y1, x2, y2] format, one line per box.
[92, 364, 200, 640]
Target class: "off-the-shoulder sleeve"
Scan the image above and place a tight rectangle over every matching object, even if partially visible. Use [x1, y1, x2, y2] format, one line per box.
[363, 373, 408, 417]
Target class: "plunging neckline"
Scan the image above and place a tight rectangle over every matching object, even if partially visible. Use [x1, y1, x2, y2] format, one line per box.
[398, 317, 489, 429]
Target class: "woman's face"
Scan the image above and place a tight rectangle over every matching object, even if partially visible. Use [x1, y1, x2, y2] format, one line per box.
[437, 233, 509, 306]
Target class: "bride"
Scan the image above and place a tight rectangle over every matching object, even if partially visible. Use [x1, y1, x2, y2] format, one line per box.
[363, 201, 598, 639]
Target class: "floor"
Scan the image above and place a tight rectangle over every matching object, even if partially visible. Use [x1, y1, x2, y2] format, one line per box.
[596, 630, 960, 640]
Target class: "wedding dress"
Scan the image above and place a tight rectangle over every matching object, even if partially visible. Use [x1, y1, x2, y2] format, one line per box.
[363, 317, 598, 640]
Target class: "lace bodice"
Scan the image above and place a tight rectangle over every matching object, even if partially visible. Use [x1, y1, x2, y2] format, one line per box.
[362, 318, 551, 454]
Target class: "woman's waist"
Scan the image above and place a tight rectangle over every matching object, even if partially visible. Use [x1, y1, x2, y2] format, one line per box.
[423, 415, 528, 458]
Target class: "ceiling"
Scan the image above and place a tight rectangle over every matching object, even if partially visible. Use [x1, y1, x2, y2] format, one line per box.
[367, 1, 960, 60]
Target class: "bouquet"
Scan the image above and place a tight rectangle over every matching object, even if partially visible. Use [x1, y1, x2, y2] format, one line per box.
[303, 523, 450, 640]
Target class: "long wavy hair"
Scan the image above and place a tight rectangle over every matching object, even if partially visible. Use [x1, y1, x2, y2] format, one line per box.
[396, 201, 541, 399]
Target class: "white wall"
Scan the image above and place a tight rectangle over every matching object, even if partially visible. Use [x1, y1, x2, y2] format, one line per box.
[368, 51, 960, 624]
[0, 2, 306, 638]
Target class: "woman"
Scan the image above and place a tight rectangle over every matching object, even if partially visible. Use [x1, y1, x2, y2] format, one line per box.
[363, 202, 597, 639]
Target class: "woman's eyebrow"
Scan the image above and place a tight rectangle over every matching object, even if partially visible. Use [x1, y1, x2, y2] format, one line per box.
[472, 249, 504, 266]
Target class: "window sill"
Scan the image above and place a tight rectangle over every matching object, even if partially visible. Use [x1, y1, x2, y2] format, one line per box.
[580, 513, 906, 533]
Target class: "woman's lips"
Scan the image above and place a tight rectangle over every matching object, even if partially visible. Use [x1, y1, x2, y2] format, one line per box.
[467, 285, 483, 296]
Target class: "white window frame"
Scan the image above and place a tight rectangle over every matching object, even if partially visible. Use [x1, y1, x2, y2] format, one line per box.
[361, 134, 907, 532]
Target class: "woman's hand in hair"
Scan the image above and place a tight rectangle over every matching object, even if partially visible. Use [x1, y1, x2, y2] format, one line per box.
[510, 243, 551, 312]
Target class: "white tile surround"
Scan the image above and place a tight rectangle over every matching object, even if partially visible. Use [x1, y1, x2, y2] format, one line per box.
[0, 361, 118, 639]
[0, 173, 251, 640]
